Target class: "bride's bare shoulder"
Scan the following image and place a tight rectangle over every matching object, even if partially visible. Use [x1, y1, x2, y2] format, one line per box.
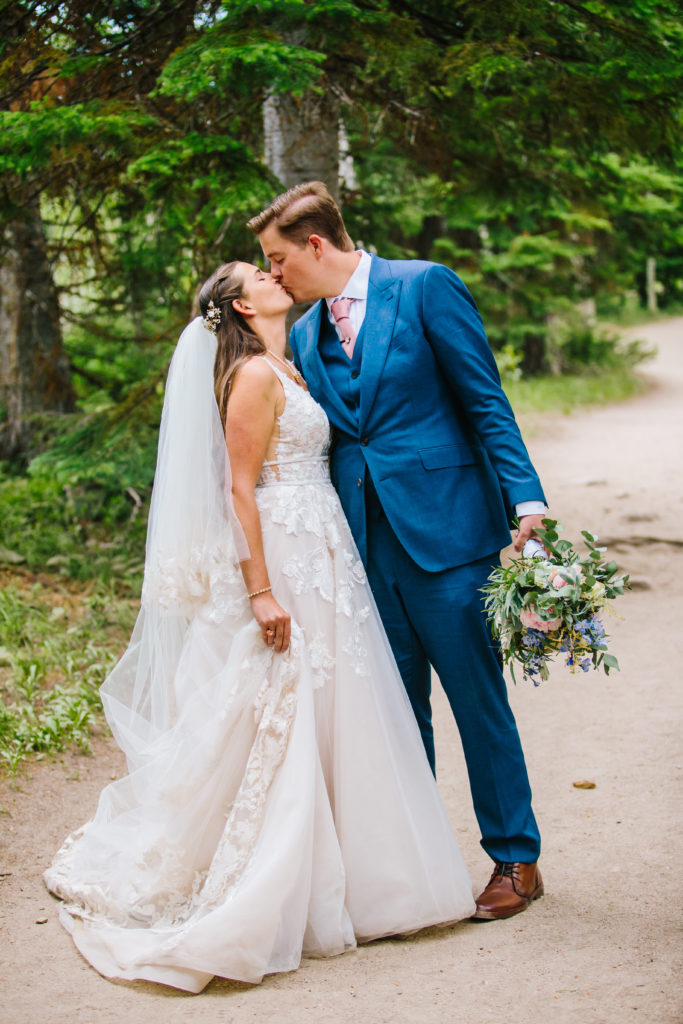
[232, 356, 277, 388]
[229, 357, 283, 415]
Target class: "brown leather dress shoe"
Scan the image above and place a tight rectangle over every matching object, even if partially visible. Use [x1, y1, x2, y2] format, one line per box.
[472, 861, 544, 920]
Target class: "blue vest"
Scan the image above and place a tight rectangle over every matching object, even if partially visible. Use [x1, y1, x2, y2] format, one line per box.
[318, 309, 365, 418]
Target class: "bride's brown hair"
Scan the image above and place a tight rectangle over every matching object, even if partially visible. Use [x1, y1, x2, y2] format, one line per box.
[198, 262, 266, 426]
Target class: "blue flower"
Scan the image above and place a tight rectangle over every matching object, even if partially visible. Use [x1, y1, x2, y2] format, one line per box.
[574, 616, 605, 646]
[590, 618, 606, 641]
[522, 629, 546, 649]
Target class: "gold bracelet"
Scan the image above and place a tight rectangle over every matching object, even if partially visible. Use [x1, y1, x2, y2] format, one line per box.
[247, 586, 271, 599]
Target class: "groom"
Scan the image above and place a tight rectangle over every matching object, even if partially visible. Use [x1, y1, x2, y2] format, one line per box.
[248, 182, 547, 921]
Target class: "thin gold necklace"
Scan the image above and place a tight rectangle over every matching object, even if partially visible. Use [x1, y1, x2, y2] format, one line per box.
[265, 350, 307, 389]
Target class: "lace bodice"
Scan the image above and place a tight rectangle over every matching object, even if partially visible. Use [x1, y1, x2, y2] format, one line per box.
[256, 361, 331, 487]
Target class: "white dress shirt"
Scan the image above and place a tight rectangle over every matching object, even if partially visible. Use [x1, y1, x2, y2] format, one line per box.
[326, 250, 546, 519]
[325, 249, 372, 336]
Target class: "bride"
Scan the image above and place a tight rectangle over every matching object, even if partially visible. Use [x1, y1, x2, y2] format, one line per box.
[44, 261, 475, 993]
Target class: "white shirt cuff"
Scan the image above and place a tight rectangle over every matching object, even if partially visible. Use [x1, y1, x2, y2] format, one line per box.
[515, 501, 547, 518]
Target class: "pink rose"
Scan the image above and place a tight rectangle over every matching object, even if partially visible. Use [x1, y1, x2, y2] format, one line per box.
[519, 606, 562, 632]
[551, 573, 569, 589]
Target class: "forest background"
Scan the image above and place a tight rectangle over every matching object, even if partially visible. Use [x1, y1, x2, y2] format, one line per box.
[0, 0, 681, 771]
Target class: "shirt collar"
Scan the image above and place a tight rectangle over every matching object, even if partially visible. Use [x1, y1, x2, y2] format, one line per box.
[325, 250, 371, 310]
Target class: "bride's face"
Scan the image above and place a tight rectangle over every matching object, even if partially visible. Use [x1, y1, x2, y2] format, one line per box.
[237, 263, 293, 317]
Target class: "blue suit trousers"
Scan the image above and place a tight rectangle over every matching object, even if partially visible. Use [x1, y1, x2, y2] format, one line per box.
[365, 478, 541, 864]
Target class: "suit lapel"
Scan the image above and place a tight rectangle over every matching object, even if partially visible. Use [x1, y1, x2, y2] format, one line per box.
[296, 301, 357, 434]
[359, 257, 402, 429]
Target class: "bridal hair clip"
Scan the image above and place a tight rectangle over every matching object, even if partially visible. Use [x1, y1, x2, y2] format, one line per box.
[203, 300, 221, 334]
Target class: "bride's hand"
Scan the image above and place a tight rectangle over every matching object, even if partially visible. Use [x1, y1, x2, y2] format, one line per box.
[250, 592, 291, 653]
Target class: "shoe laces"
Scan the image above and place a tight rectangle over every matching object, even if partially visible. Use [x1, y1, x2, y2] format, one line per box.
[488, 861, 538, 898]
[490, 862, 516, 882]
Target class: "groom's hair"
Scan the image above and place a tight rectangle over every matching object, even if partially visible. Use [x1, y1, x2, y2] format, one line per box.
[247, 181, 355, 252]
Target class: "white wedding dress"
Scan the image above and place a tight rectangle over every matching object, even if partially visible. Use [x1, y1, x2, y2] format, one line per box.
[44, 335, 475, 993]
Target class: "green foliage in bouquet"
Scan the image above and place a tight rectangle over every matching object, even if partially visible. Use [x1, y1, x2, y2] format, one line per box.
[482, 520, 630, 684]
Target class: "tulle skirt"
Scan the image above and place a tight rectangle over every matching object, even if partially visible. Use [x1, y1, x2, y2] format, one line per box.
[44, 479, 474, 992]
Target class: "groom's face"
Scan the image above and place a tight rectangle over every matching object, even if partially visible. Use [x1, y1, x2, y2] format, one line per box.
[258, 224, 323, 304]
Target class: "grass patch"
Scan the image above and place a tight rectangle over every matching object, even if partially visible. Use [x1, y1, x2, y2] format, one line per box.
[596, 302, 683, 330]
[504, 366, 647, 415]
[0, 472, 148, 586]
[0, 408, 149, 775]
[0, 576, 136, 775]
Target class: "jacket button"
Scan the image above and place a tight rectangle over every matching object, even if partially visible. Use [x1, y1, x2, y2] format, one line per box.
[351, 370, 359, 379]
[356, 478, 363, 487]
[360, 437, 369, 446]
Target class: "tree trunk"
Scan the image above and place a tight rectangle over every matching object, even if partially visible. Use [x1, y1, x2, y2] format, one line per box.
[0, 201, 74, 458]
[416, 215, 448, 261]
[264, 88, 342, 200]
[520, 333, 548, 376]
[264, 74, 349, 338]
[646, 256, 658, 313]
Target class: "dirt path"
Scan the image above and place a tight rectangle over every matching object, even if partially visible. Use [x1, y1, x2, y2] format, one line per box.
[1, 318, 681, 1024]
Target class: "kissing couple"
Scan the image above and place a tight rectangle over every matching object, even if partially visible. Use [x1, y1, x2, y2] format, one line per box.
[45, 181, 547, 992]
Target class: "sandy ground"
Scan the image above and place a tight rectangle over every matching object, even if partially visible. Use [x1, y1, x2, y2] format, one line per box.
[1, 317, 681, 1024]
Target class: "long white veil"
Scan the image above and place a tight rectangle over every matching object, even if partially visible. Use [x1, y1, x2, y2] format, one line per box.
[100, 317, 248, 766]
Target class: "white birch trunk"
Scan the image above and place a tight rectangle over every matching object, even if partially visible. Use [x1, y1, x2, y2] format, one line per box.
[264, 89, 343, 199]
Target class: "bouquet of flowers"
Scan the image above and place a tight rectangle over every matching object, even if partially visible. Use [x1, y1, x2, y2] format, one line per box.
[482, 520, 629, 685]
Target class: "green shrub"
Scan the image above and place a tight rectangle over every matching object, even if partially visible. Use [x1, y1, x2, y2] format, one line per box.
[545, 309, 654, 374]
[0, 583, 136, 774]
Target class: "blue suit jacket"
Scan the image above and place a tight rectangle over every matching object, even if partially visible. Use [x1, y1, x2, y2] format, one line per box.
[289, 256, 546, 572]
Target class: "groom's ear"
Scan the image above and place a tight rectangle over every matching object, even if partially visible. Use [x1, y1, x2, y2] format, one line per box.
[308, 234, 325, 259]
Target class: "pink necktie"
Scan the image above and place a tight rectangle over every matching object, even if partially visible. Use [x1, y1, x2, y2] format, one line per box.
[330, 297, 357, 359]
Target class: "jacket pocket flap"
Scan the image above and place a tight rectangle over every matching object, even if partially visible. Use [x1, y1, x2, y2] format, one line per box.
[419, 444, 480, 470]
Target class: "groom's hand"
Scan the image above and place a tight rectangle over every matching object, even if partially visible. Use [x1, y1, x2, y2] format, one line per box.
[512, 514, 548, 553]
